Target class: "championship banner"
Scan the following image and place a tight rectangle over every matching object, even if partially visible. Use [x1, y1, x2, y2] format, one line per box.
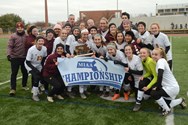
[57, 57, 126, 89]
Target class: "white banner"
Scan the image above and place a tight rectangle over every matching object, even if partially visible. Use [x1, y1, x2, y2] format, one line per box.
[57, 57, 125, 89]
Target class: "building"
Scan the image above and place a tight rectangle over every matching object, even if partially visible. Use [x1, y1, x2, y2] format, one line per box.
[79, 10, 122, 26]
[156, 3, 188, 16]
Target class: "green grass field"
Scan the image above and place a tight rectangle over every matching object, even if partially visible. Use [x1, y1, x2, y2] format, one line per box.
[0, 36, 188, 125]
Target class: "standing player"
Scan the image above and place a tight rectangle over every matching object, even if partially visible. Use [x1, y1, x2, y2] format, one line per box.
[52, 29, 68, 53]
[151, 48, 186, 116]
[25, 36, 47, 101]
[7, 22, 29, 96]
[98, 17, 109, 40]
[137, 21, 153, 50]
[115, 32, 126, 52]
[150, 23, 173, 69]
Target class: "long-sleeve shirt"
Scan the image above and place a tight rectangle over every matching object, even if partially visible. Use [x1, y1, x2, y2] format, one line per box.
[143, 57, 157, 89]
[42, 53, 65, 77]
[7, 32, 27, 58]
[25, 34, 36, 54]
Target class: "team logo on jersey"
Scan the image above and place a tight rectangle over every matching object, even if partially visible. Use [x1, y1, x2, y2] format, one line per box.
[37, 56, 43, 61]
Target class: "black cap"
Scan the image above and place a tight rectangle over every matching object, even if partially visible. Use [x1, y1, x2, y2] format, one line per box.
[125, 31, 135, 39]
[46, 28, 55, 36]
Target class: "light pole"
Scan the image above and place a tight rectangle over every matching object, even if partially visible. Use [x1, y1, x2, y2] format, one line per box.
[117, 0, 119, 10]
[45, 0, 48, 28]
[67, 0, 69, 18]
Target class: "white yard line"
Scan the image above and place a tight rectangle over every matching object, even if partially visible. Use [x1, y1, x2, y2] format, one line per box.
[0, 76, 22, 86]
[166, 109, 174, 125]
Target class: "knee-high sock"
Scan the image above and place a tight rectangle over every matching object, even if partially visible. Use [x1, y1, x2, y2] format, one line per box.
[156, 97, 171, 111]
[136, 90, 144, 104]
[67, 86, 72, 92]
[32, 87, 39, 96]
[79, 85, 84, 93]
[99, 86, 104, 91]
[170, 98, 182, 108]
[106, 86, 110, 92]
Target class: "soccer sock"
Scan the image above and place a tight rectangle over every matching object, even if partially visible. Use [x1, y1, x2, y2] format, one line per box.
[136, 90, 144, 104]
[79, 85, 84, 94]
[32, 87, 39, 96]
[106, 86, 110, 92]
[170, 98, 182, 108]
[156, 97, 171, 111]
[67, 86, 72, 92]
[99, 86, 103, 91]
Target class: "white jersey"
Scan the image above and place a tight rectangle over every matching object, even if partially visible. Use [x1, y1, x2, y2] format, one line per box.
[156, 58, 179, 99]
[66, 35, 77, 54]
[52, 37, 66, 53]
[115, 41, 126, 51]
[106, 50, 127, 63]
[126, 55, 143, 88]
[123, 29, 139, 38]
[25, 45, 47, 72]
[90, 43, 107, 57]
[71, 40, 91, 55]
[151, 32, 172, 61]
[100, 29, 109, 38]
[138, 31, 152, 45]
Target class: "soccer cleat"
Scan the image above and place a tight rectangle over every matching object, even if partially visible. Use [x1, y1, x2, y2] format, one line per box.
[85, 91, 91, 95]
[39, 83, 45, 91]
[80, 93, 87, 99]
[66, 92, 75, 99]
[103, 91, 110, 97]
[32, 95, 40, 102]
[56, 95, 64, 100]
[22, 86, 29, 91]
[112, 94, 120, 101]
[9, 89, 16, 96]
[47, 96, 54, 102]
[133, 104, 141, 112]
[180, 98, 187, 109]
[124, 92, 129, 100]
[161, 110, 171, 116]
[97, 91, 103, 96]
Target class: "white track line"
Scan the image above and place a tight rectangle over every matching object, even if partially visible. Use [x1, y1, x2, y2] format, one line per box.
[0, 76, 22, 86]
[166, 109, 174, 125]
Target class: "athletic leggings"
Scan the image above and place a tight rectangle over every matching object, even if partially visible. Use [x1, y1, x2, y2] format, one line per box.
[150, 88, 170, 100]
[138, 78, 152, 95]
[44, 75, 66, 97]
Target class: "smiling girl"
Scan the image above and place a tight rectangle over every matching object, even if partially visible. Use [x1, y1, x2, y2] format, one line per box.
[150, 48, 186, 116]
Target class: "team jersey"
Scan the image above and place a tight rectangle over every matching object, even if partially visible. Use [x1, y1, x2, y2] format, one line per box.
[52, 37, 66, 53]
[115, 41, 126, 51]
[126, 55, 143, 88]
[71, 40, 91, 55]
[156, 58, 179, 99]
[90, 43, 107, 57]
[106, 50, 127, 63]
[151, 32, 172, 61]
[138, 31, 152, 45]
[66, 35, 77, 54]
[123, 29, 139, 38]
[100, 29, 109, 38]
[25, 45, 47, 72]
[142, 57, 157, 89]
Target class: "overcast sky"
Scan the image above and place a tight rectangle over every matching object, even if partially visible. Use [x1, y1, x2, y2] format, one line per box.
[1, 0, 188, 23]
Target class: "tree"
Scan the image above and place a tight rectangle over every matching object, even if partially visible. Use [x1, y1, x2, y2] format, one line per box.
[0, 13, 24, 33]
